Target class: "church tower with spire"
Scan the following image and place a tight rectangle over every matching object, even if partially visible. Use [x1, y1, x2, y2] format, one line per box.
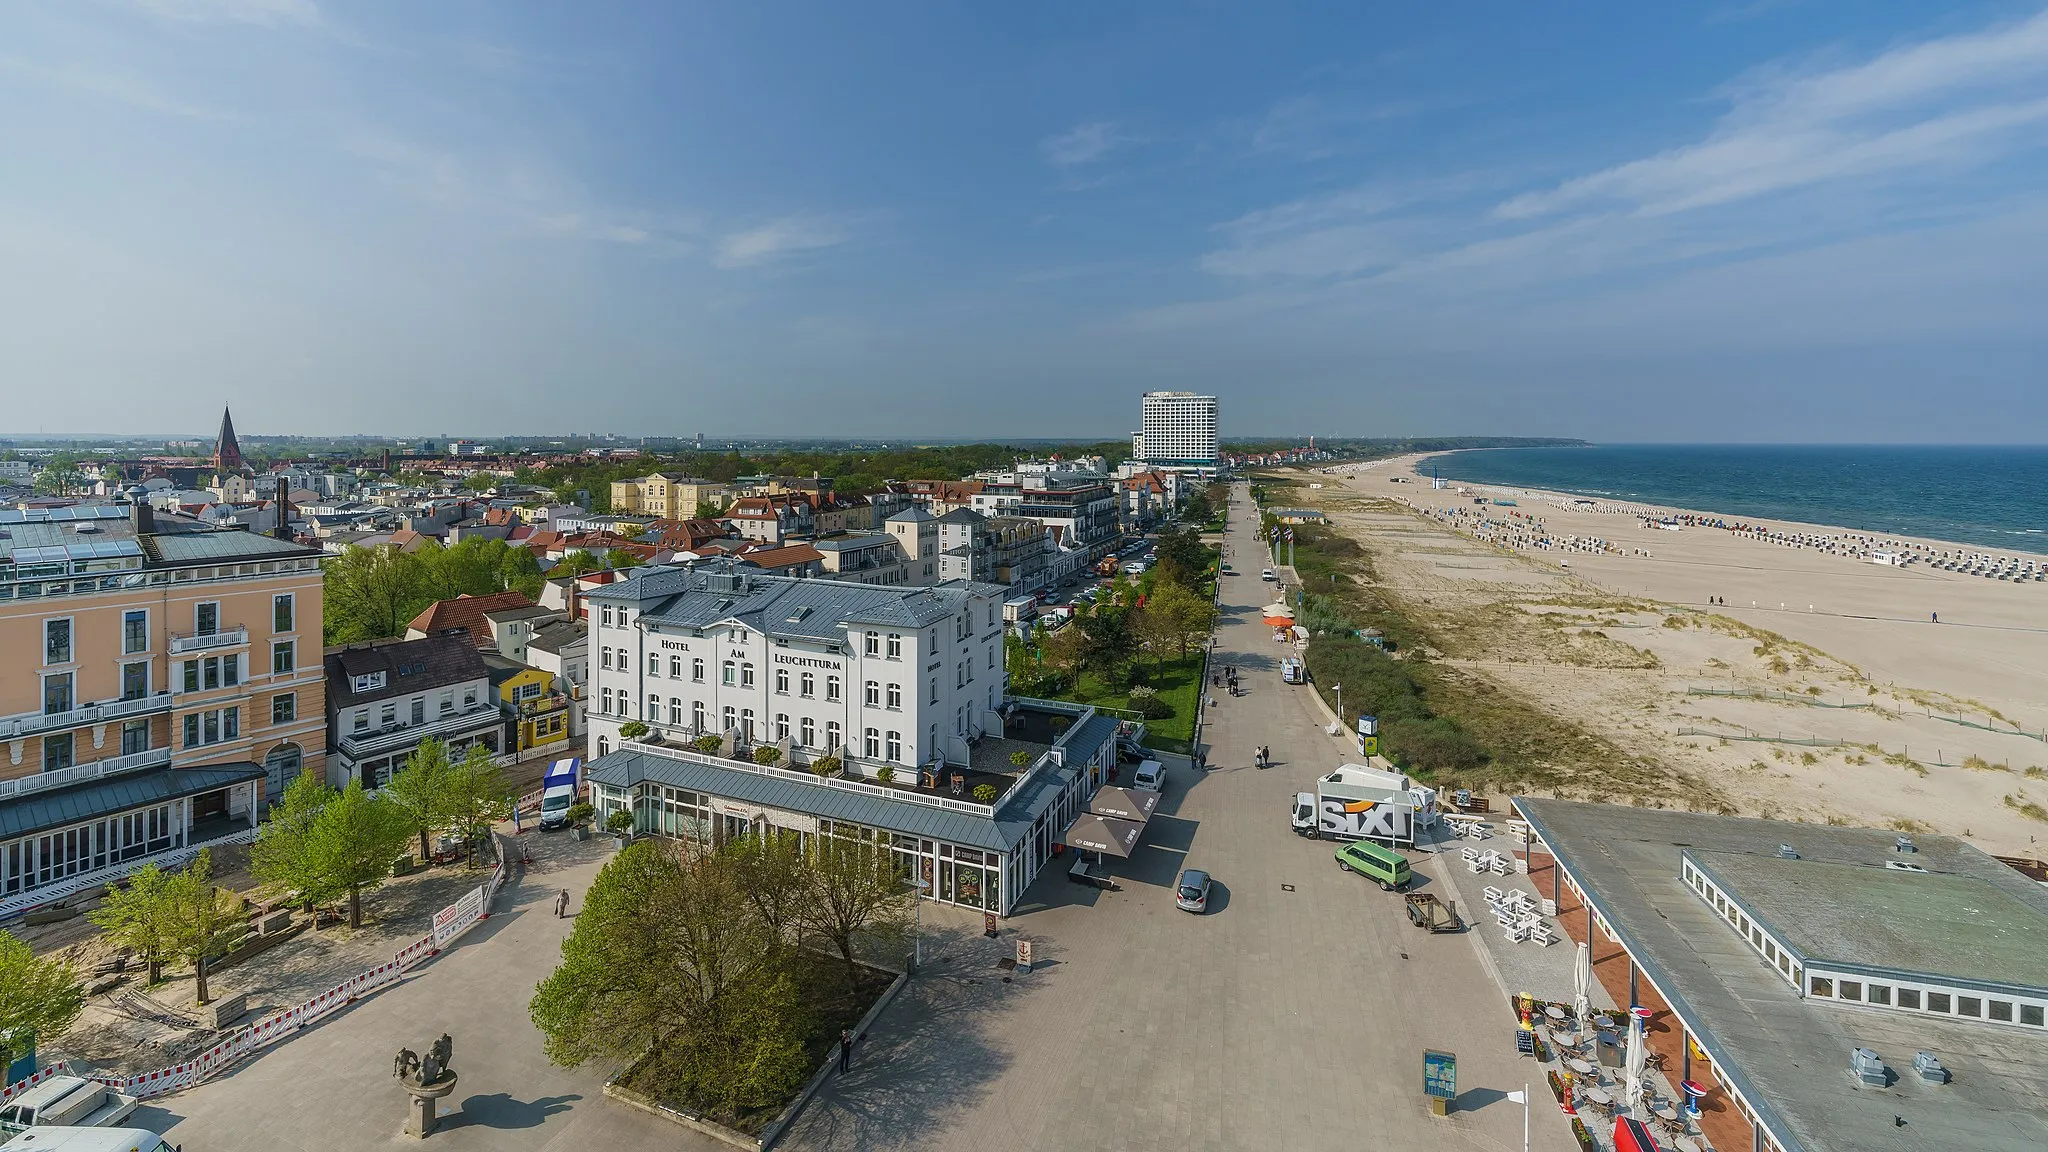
[213, 406, 245, 474]
[208, 405, 254, 503]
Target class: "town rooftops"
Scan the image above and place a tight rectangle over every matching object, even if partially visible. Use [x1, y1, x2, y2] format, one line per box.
[586, 560, 1005, 640]
[324, 634, 492, 707]
[527, 618, 586, 656]
[407, 590, 540, 645]
[886, 505, 935, 523]
[0, 504, 321, 571]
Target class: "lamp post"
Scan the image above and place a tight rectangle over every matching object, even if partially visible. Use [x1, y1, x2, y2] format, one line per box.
[1334, 683, 1343, 725]
[909, 878, 931, 971]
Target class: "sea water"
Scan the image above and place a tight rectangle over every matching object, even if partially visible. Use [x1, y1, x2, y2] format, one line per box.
[1420, 445, 2048, 555]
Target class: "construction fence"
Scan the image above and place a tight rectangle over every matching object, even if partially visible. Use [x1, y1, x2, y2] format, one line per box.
[0, 831, 517, 1106]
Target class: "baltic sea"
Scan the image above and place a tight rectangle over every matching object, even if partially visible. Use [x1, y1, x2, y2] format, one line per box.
[1420, 444, 2048, 555]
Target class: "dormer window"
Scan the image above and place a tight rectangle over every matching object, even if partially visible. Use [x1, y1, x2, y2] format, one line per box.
[351, 671, 387, 693]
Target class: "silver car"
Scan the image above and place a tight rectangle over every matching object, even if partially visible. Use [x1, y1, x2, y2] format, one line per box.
[1175, 868, 1212, 914]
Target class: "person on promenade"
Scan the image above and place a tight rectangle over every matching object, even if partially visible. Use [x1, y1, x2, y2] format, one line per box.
[839, 1029, 854, 1073]
[555, 888, 569, 918]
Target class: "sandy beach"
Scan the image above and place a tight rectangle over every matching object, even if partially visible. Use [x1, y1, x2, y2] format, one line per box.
[1277, 453, 2048, 857]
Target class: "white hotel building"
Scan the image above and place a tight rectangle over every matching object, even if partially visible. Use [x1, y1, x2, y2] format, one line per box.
[1131, 390, 1219, 467]
[579, 561, 1124, 915]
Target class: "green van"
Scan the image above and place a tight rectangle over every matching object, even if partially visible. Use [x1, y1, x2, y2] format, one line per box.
[1335, 840, 1412, 891]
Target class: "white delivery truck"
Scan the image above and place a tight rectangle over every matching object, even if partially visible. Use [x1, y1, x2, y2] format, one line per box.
[1280, 658, 1305, 684]
[1002, 597, 1038, 624]
[0, 1078, 139, 1136]
[536, 756, 582, 831]
[1, 1127, 178, 1152]
[1293, 763, 1438, 847]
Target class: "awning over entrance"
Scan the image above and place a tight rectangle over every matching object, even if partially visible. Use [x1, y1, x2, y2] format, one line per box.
[1262, 602, 1295, 627]
[1087, 786, 1159, 824]
[1063, 812, 1145, 858]
[0, 764, 267, 842]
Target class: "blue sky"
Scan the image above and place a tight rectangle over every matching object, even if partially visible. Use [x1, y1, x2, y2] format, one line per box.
[3, 1, 2047, 442]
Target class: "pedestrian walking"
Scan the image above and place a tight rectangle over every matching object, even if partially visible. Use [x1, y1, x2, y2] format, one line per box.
[555, 888, 569, 918]
[839, 1029, 853, 1073]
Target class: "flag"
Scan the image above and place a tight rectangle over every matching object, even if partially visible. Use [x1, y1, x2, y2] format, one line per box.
[1506, 1090, 1527, 1105]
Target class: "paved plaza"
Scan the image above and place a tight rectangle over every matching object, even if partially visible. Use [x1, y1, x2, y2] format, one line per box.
[140, 486, 1576, 1151]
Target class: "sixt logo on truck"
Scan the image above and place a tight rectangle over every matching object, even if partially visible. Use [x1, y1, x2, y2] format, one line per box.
[1319, 796, 1409, 841]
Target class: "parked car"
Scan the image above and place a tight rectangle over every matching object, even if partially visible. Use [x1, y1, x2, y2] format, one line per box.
[1175, 868, 1212, 913]
[1335, 840, 1413, 891]
[1261, 568, 1277, 581]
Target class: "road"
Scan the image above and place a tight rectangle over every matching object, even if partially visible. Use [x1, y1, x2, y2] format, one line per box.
[137, 485, 1572, 1152]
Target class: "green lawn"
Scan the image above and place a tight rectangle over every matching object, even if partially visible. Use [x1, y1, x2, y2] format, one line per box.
[1064, 649, 1205, 753]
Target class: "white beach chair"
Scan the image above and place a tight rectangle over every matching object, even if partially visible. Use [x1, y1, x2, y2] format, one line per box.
[1503, 923, 1530, 944]
[1483, 885, 1505, 905]
[1490, 857, 1512, 876]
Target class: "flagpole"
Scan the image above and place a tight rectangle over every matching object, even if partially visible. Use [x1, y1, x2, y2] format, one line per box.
[1523, 1082, 1529, 1152]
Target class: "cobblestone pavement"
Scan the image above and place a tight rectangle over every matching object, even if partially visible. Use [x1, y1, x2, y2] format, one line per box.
[784, 484, 1577, 1152]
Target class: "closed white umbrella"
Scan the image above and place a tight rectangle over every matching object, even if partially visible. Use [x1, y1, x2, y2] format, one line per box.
[1624, 1015, 1648, 1118]
[1573, 942, 1593, 1026]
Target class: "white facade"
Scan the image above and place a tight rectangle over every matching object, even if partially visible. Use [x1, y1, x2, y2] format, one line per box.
[1135, 391, 1219, 465]
[584, 568, 1008, 776]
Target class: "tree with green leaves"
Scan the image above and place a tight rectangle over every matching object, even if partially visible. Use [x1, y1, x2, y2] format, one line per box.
[728, 833, 809, 949]
[161, 851, 242, 1005]
[446, 743, 512, 869]
[256, 775, 407, 928]
[799, 829, 913, 986]
[251, 769, 340, 909]
[0, 930, 82, 1071]
[1146, 579, 1218, 658]
[322, 544, 426, 644]
[606, 549, 646, 570]
[552, 550, 605, 577]
[383, 739, 457, 864]
[529, 841, 809, 1121]
[87, 862, 176, 984]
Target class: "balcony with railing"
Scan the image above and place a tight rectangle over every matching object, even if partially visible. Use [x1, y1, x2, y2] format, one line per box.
[0, 745, 174, 801]
[0, 691, 174, 741]
[336, 704, 505, 760]
[169, 626, 249, 655]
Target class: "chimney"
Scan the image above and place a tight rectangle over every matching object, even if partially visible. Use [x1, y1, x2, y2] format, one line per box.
[274, 478, 292, 540]
[131, 495, 155, 536]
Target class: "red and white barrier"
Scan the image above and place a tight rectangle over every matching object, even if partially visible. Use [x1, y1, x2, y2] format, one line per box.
[11, 833, 522, 1103]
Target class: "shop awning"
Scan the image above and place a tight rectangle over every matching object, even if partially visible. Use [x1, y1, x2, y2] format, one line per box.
[1062, 813, 1146, 858]
[1087, 786, 1159, 825]
[1262, 603, 1296, 627]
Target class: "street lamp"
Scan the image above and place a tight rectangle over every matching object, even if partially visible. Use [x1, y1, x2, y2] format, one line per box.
[909, 878, 931, 970]
[1334, 683, 1343, 725]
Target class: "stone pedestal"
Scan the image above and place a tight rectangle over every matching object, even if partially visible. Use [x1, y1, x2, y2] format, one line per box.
[402, 1073, 458, 1138]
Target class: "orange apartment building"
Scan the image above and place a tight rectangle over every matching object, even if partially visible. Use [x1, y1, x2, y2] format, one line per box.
[0, 500, 327, 914]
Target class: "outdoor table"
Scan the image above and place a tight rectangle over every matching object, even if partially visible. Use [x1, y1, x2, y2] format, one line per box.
[1593, 1014, 1617, 1029]
[1653, 1104, 1680, 1122]
[1567, 1058, 1597, 1076]
[1583, 1087, 1612, 1105]
[1671, 1138, 1702, 1152]
[1554, 1031, 1579, 1048]
[1544, 1005, 1567, 1022]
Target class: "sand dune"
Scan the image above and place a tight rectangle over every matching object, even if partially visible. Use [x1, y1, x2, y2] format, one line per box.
[1287, 455, 2048, 856]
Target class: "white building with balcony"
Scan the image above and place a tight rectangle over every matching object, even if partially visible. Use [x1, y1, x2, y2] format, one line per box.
[322, 635, 505, 788]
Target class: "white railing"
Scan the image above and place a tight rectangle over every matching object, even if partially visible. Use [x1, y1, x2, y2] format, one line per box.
[0, 824, 257, 922]
[630, 741, 995, 816]
[336, 706, 504, 757]
[0, 692, 173, 740]
[169, 626, 248, 655]
[0, 747, 174, 802]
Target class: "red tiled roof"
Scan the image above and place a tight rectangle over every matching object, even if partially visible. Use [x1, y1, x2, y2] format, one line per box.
[407, 589, 537, 646]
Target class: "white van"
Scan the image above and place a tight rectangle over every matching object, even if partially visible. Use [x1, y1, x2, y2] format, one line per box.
[1, 1127, 178, 1152]
[537, 783, 577, 830]
[1131, 759, 1166, 792]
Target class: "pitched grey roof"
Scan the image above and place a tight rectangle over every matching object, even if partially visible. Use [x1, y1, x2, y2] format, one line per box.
[527, 619, 586, 655]
[586, 562, 1004, 641]
[885, 505, 934, 523]
[0, 764, 266, 841]
[325, 635, 490, 707]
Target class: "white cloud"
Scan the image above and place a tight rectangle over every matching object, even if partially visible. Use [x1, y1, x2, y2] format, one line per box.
[713, 215, 850, 270]
[1499, 8, 2048, 218]
[126, 0, 320, 27]
[1039, 120, 1130, 168]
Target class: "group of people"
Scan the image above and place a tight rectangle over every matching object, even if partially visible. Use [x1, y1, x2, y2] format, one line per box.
[1254, 744, 1272, 769]
[1212, 664, 1242, 696]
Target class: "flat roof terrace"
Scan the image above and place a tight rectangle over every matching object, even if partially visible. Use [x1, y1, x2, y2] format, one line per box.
[1690, 849, 2048, 995]
[1517, 798, 2048, 1152]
